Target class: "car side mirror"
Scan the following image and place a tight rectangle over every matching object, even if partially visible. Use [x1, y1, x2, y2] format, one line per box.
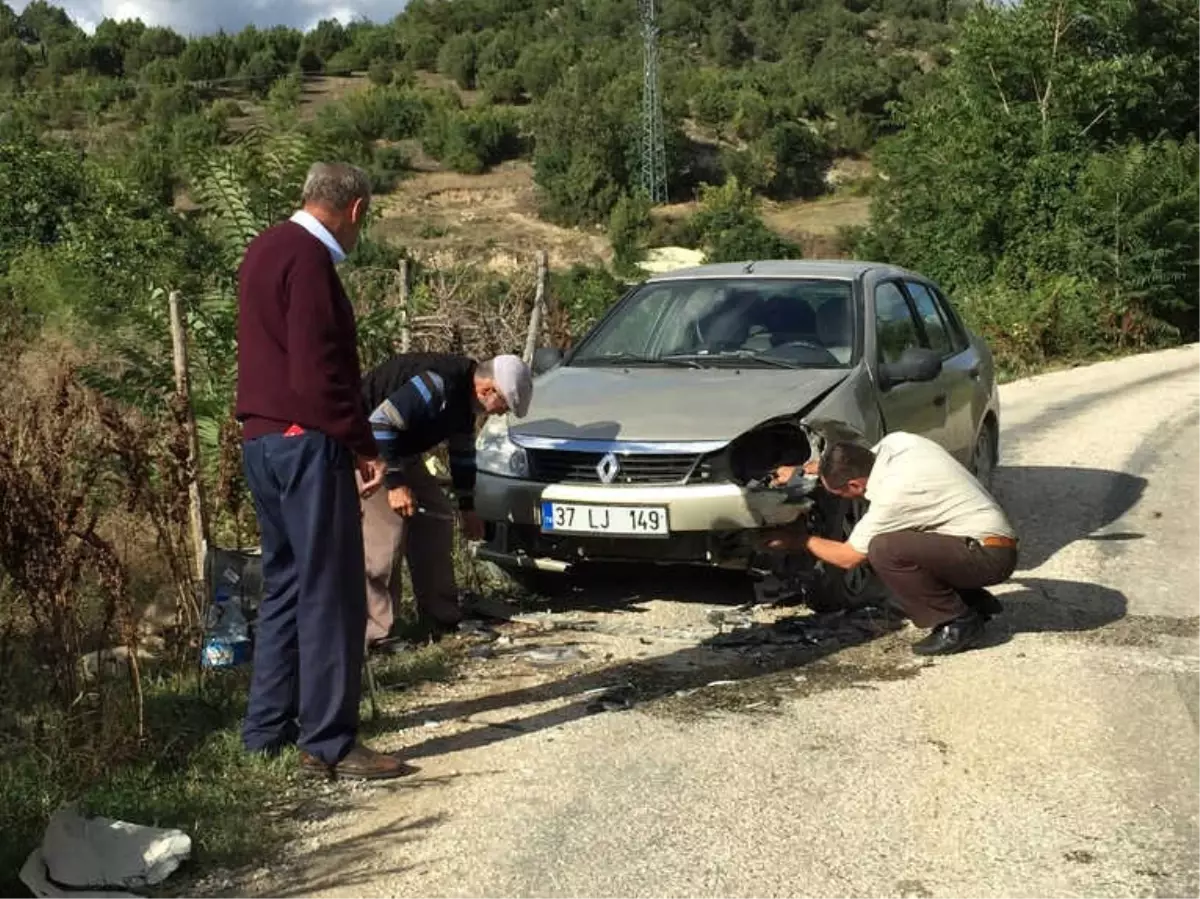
[879, 347, 942, 388]
[531, 346, 564, 375]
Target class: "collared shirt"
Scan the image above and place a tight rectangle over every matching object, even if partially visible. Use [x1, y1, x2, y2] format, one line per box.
[846, 431, 1016, 554]
[289, 210, 346, 264]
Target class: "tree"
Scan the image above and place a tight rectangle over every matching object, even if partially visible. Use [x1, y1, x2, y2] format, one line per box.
[859, 0, 1200, 348]
[691, 178, 801, 263]
[0, 132, 86, 268]
[0, 36, 32, 83]
[608, 192, 653, 275]
[178, 35, 229, 82]
[437, 34, 476, 90]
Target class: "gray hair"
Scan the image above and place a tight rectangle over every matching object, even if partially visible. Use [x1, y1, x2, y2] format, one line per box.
[475, 358, 494, 379]
[301, 162, 372, 211]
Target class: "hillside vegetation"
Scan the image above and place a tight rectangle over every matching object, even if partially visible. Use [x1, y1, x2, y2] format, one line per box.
[0, 0, 1196, 890]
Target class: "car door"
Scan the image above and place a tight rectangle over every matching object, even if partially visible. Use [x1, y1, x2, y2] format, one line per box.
[869, 279, 950, 443]
[902, 279, 977, 462]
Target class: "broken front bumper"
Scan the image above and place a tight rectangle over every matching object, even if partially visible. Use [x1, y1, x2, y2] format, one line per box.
[473, 472, 813, 570]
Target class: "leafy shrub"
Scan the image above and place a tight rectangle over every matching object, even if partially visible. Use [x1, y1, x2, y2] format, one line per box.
[422, 105, 523, 174]
[692, 178, 802, 263]
[368, 59, 393, 86]
[550, 264, 628, 339]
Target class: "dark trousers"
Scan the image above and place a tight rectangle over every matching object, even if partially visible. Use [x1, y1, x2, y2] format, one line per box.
[867, 530, 1018, 628]
[241, 430, 366, 764]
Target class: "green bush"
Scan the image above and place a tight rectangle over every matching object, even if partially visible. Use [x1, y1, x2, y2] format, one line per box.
[422, 104, 523, 174]
[692, 178, 802, 263]
[608, 192, 653, 275]
[551, 264, 628, 339]
[368, 58, 393, 86]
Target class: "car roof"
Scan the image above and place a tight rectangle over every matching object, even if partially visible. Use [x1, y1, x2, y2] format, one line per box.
[643, 259, 920, 283]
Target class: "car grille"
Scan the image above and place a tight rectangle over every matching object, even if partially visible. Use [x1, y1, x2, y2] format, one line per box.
[526, 449, 707, 485]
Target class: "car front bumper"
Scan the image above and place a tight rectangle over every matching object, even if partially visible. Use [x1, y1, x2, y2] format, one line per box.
[474, 471, 809, 570]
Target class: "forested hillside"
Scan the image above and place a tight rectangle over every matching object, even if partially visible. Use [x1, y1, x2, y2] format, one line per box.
[0, 1, 1196, 887]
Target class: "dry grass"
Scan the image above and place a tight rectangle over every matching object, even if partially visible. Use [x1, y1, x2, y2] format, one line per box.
[762, 195, 872, 240]
[373, 160, 612, 272]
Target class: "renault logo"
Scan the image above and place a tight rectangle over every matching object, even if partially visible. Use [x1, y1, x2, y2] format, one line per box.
[596, 452, 621, 484]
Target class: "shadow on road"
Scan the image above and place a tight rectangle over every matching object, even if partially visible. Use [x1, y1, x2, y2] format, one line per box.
[366, 464, 1139, 761]
[992, 465, 1149, 569]
[365, 603, 907, 758]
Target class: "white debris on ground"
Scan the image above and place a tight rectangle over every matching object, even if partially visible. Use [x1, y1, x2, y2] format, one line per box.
[19, 803, 191, 897]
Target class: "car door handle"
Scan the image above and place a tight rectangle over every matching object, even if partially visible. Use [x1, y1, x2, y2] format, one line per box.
[932, 393, 947, 407]
[968, 365, 981, 379]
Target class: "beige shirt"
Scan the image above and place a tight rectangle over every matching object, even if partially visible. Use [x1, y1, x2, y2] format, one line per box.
[846, 431, 1015, 554]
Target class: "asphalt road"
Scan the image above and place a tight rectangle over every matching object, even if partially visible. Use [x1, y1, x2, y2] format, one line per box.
[244, 346, 1200, 899]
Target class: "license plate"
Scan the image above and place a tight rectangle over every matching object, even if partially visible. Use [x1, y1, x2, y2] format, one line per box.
[540, 502, 669, 536]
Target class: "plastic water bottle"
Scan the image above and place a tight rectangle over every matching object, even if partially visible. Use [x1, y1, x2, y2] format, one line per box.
[201, 588, 251, 668]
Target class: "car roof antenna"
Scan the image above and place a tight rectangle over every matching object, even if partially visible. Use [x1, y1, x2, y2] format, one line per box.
[743, 261, 757, 274]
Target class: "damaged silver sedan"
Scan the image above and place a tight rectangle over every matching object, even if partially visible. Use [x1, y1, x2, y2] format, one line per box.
[473, 260, 1001, 610]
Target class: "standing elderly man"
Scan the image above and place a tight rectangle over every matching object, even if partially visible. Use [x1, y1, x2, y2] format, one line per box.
[359, 351, 532, 651]
[773, 431, 1018, 655]
[236, 161, 407, 780]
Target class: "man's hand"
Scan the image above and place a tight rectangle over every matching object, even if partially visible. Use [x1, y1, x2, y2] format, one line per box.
[357, 456, 386, 498]
[802, 458, 820, 476]
[459, 510, 485, 541]
[771, 459, 819, 486]
[770, 465, 798, 487]
[387, 485, 416, 517]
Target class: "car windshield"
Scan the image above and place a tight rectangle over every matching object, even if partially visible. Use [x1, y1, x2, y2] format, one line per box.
[570, 278, 856, 370]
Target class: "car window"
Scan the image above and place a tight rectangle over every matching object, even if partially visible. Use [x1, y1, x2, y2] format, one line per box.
[874, 281, 923, 364]
[577, 286, 675, 358]
[569, 278, 855, 369]
[931, 285, 970, 352]
[904, 281, 953, 357]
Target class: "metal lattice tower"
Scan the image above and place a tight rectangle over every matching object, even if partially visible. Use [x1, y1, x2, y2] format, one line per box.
[639, 0, 668, 205]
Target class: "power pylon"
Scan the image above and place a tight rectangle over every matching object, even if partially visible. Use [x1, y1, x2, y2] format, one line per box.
[639, 0, 668, 205]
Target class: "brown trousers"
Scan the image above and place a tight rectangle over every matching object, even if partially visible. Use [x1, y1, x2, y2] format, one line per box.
[359, 456, 460, 644]
[866, 530, 1018, 628]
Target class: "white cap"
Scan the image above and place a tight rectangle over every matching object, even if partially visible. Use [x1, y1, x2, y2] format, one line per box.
[491, 354, 533, 418]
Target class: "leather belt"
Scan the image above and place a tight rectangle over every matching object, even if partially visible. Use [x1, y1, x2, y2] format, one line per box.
[979, 535, 1018, 549]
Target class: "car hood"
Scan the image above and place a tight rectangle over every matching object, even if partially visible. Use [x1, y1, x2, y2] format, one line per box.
[509, 366, 850, 442]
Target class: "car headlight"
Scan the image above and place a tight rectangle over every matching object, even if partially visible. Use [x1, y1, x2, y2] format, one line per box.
[476, 417, 529, 478]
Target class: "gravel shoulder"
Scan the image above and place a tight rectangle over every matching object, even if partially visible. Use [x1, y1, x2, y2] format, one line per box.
[226, 347, 1200, 899]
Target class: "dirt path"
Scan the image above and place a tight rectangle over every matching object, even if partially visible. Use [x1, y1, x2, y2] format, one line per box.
[234, 347, 1199, 899]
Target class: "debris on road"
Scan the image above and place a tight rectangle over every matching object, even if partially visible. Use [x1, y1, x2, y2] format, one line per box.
[521, 646, 588, 666]
[583, 684, 636, 713]
[20, 804, 192, 897]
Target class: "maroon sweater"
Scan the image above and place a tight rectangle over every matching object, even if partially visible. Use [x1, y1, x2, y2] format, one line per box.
[235, 220, 377, 458]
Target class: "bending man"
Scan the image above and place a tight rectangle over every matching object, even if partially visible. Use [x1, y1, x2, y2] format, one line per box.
[774, 431, 1018, 655]
[360, 352, 533, 650]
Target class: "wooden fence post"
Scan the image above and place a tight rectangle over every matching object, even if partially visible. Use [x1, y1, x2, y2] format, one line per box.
[168, 290, 210, 590]
[523, 250, 548, 363]
[399, 258, 412, 353]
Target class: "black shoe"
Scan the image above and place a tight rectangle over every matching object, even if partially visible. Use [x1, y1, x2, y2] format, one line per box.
[961, 588, 1003, 621]
[912, 611, 986, 656]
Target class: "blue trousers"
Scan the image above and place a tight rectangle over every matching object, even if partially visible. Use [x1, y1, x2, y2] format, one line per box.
[241, 430, 366, 764]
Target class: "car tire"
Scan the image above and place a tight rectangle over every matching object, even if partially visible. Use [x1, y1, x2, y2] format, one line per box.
[970, 418, 998, 492]
[806, 496, 886, 614]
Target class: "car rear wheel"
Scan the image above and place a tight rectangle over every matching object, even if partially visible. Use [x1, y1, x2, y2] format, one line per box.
[807, 496, 885, 613]
[970, 418, 998, 492]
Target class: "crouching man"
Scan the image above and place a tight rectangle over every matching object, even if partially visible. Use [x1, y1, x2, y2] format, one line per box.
[359, 352, 533, 651]
[772, 431, 1018, 655]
